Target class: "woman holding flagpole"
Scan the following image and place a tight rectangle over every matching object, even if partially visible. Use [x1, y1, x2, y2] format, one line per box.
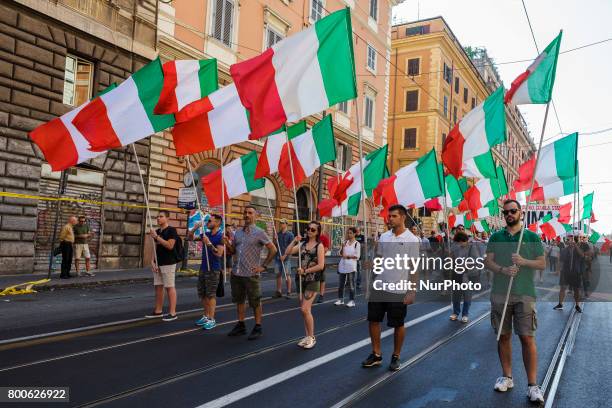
[284, 221, 326, 349]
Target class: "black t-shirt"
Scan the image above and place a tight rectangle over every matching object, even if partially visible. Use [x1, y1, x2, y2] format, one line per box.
[355, 235, 365, 260]
[156, 226, 179, 266]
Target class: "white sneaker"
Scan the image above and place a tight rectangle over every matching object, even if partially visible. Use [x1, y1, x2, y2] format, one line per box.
[297, 336, 309, 347]
[527, 385, 544, 403]
[494, 376, 514, 392]
[450, 314, 458, 321]
[302, 336, 316, 349]
[334, 299, 344, 306]
[346, 300, 356, 307]
[461, 316, 469, 323]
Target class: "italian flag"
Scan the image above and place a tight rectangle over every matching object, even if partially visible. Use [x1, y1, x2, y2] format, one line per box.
[379, 149, 442, 209]
[29, 84, 117, 171]
[472, 220, 490, 234]
[230, 8, 357, 139]
[201, 151, 264, 207]
[320, 145, 388, 217]
[171, 84, 250, 156]
[557, 202, 572, 223]
[154, 59, 218, 121]
[581, 192, 594, 220]
[254, 121, 307, 179]
[449, 212, 471, 229]
[466, 201, 499, 221]
[446, 173, 468, 207]
[540, 215, 572, 240]
[589, 231, 604, 244]
[72, 58, 175, 152]
[442, 86, 506, 178]
[461, 150, 498, 179]
[463, 166, 508, 211]
[529, 176, 577, 201]
[278, 115, 336, 189]
[505, 32, 562, 106]
[514, 132, 578, 192]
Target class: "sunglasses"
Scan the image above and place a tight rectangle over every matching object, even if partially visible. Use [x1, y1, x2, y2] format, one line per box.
[502, 209, 519, 216]
[308, 227, 318, 233]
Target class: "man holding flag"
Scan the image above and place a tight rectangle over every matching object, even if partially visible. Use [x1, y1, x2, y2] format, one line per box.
[484, 199, 546, 403]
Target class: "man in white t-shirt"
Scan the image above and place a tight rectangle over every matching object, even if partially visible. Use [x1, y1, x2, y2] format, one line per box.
[362, 205, 420, 372]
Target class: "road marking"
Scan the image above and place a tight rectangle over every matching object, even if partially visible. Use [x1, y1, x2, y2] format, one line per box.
[195, 304, 452, 408]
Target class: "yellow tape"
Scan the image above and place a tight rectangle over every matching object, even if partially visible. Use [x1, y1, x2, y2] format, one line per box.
[0, 278, 50, 296]
[0, 192, 373, 228]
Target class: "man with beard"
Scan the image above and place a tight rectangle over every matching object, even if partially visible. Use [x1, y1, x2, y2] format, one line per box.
[484, 199, 546, 403]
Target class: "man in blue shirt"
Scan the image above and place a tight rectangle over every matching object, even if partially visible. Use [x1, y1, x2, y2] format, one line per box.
[275, 219, 294, 298]
[189, 214, 225, 330]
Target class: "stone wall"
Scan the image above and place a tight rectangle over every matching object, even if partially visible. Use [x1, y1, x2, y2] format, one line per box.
[0, 0, 154, 273]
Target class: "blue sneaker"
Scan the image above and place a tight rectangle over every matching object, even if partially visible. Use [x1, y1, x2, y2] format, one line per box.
[195, 316, 209, 326]
[203, 319, 216, 330]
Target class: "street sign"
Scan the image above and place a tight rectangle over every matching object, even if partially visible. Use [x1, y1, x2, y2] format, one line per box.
[178, 188, 197, 210]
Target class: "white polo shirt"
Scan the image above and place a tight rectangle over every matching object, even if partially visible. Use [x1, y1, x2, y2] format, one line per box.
[376, 228, 420, 294]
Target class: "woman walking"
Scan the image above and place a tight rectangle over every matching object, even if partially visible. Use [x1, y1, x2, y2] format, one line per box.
[335, 227, 360, 307]
[449, 232, 477, 323]
[283, 221, 326, 349]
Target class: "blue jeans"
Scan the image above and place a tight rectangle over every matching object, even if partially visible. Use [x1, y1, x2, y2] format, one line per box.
[452, 289, 472, 316]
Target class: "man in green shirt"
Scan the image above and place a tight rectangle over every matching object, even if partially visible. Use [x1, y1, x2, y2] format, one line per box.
[73, 215, 94, 277]
[485, 199, 545, 404]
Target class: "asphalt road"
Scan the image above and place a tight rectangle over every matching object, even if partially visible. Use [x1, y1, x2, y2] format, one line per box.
[0, 257, 610, 408]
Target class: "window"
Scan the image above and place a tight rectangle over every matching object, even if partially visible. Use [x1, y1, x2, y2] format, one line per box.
[443, 95, 448, 117]
[369, 0, 378, 20]
[406, 25, 430, 36]
[265, 26, 283, 49]
[310, 0, 324, 22]
[367, 44, 376, 72]
[443, 63, 452, 84]
[338, 101, 348, 114]
[407, 58, 419, 76]
[63, 55, 93, 106]
[471, 97, 476, 109]
[453, 106, 458, 124]
[336, 141, 351, 170]
[364, 95, 374, 129]
[454, 77, 459, 94]
[405, 90, 418, 112]
[463, 88, 468, 104]
[442, 133, 447, 147]
[403, 128, 417, 149]
[212, 0, 234, 46]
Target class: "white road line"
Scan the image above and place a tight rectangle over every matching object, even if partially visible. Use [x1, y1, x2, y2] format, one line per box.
[195, 304, 452, 408]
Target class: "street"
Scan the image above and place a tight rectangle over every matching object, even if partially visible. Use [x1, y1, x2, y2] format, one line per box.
[1, 257, 610, 408]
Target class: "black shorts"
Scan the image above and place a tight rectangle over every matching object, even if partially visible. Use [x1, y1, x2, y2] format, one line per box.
[367, 301, 407, 328]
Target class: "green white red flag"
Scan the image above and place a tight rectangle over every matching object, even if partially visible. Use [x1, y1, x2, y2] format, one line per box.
[154, 59, 218, 122]
[230, 8, 356, 139]
[71, 58, 175, 152]
[505, 32, 562, 106]
[442, 86, 506, 177]
[278, 115, 336, 188]
[202, 151, 264, 207]
[471, 220, 490, 234]
[529, 175, 577, 201]
[29, 83, 117, 171]
[540, 215, 572, 240]
[255, 121, 307, 179]
[514, 132, 578, 192]
[581, 192, 594, 220]
[171, 84, 251, 155]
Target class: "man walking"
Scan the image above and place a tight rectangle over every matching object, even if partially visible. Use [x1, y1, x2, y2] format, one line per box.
[224, 206, 277, 340]
[73, 215, 94, 277]
[59, 216, 77, 279]
[362, 205, 419, 371]
[484, 199, 546, 403]
[274, 219, 294, 298]
[355, 227, 365, 290]
[146, 210, 179, 322]
[190, 214, 225, 330]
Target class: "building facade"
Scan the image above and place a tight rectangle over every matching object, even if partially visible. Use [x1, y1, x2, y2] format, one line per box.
[388, 17, 535, 230]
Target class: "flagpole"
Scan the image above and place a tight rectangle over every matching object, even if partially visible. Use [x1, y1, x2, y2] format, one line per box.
[285, 131, 302, 299]
[496, 101, 550, 342]
[263, 184, 289, 285]
[130, 143, 159, 271]
[353, 98, 369, 300]
[220, 147, 228, 285]
[186, 155, 209, 271]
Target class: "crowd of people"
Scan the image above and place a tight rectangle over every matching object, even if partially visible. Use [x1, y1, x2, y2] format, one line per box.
[55, 199, 604, 404]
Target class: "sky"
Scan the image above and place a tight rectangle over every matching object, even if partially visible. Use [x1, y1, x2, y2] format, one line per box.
[393, 0, 612, 236]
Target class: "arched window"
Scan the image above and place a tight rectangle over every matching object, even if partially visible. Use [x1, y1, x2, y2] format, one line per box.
[295, 186, 312, 235]
[195, 162, 219, 211]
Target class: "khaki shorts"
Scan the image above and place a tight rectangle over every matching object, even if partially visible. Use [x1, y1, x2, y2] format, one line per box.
[491, 300, 537, 337]
[154, 264, 176, 288]
[74, 244, 90, 259]
[230, 274, 261, 308]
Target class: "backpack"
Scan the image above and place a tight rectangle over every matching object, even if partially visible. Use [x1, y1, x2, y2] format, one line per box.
[173, 235, 184, 262]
